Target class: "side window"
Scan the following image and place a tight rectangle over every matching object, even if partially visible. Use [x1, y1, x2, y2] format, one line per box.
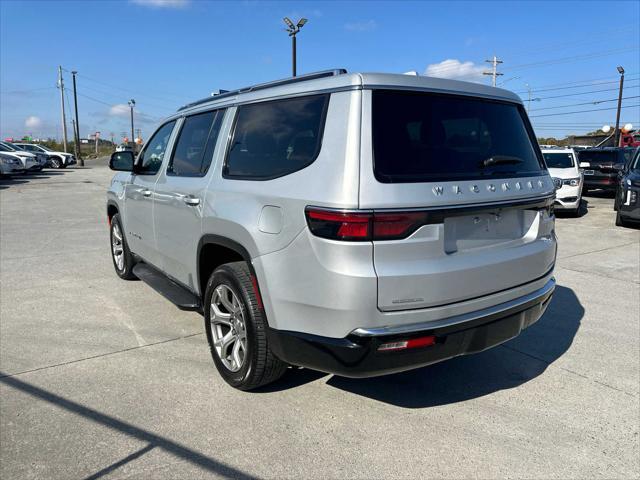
[137, 120, 176, 175]
[224, 94, 329, 180]
[167, 109, 225, 177]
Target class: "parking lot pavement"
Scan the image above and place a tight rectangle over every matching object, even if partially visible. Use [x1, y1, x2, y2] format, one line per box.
[1, 163, 638, 479]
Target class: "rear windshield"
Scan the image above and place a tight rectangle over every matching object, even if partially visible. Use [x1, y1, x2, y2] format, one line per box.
[577, 150, 632, 165]
[372, 90, 544, 183]
[543, 152, 574, 168]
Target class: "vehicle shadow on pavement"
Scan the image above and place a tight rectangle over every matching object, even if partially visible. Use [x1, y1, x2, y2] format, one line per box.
[0, 373, 258, 479]
[325, 285, 582, 408]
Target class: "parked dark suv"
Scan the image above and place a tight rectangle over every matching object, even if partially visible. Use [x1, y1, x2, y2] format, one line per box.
[614, 147, 640, 228]
[577, 147, 635, 193]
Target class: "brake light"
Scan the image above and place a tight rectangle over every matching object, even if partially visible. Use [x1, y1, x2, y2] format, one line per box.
[373, 212, 429, 240]
[305, 209, 371, 240]
[305, 208, 428, 241]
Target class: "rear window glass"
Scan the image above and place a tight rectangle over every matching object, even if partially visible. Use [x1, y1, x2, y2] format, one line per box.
[577, 150, 632, 165]
[224, 94, 329, 180]
[372, 90, 544, 183]
[543, 152, 574, 168]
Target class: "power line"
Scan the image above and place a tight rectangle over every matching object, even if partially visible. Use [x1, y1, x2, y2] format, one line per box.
[75, 73, 188, 103]
[529, 82, 640, 101]
[0, 86, 56, 95]
[529, 95, 640, 112]
[78, 83, 175, 112]
[529, 104, 640, 118]
[514, 75, 640, 94]
[504, 46, 640, 72]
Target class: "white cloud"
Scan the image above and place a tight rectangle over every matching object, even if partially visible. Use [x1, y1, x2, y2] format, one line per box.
[424, 59, 485, 83]
[24, 116, 42, 129]
[344, 20, 377, 32]
[109, 104, 131, 117]
[130, 0, 190, 8]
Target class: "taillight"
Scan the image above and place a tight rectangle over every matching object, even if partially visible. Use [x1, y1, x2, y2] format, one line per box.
[305, 209, 372, 241]
[305, 207, 428, 241]
[373, 212, 428, 240]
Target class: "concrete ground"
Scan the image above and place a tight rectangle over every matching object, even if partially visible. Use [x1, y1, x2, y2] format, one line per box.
[1, 162, 638, 480]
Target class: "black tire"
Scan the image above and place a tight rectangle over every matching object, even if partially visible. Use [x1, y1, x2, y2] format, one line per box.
[50, 157, 62, 169]
[615, 211, 629, 227]
[204, 262, 287, 390]
[109, 213, 137, 280]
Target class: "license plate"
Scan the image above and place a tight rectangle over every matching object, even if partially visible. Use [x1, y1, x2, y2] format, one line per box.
[584, 170, 594, 175]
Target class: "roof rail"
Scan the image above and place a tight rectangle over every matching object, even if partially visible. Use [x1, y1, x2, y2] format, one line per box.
[177, 69, 347, 112]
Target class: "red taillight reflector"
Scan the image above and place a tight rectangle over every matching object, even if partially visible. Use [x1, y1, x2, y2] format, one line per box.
[378, 335, 436, 352]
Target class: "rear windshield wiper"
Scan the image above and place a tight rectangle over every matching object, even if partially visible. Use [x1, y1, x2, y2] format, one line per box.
[480, 155, 524, 168]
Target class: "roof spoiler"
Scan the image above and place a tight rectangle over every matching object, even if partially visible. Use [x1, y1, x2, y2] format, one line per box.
[177, 69, 347, 112]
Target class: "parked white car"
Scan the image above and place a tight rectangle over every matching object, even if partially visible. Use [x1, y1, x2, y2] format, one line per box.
[541, 148, 583, 215]
[13, 143, 77, 169]
[0, 142, 41, 172]
[0, 152, 25, 176]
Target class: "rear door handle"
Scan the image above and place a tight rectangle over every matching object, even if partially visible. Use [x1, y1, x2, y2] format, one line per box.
[183, 195, 200, 206]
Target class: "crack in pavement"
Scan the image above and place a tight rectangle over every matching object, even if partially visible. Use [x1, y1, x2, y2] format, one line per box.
[558, 240, 639, 260]
[500, 343, 638, 398]
[0, 332, 204, 380]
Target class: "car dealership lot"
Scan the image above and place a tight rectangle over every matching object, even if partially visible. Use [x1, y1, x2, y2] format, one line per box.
[1, 163, 638, 479]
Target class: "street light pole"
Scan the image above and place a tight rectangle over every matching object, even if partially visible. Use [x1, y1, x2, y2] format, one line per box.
[283, 17, 307, 77]
[128, 99, 136, 152]
[614, 66, 625, 148]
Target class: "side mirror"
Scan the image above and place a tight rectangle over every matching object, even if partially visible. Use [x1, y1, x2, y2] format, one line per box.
[109, 151, 134, 172]
[579, 162, 590, 168]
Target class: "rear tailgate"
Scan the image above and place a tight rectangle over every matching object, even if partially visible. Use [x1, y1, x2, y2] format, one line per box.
[360, 89, 556, 311]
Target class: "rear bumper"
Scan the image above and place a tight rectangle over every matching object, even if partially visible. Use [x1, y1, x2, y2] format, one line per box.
[268, 278, 555, 378]
[584, 175, 616, 190]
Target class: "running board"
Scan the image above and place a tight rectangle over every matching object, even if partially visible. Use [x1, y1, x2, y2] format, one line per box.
[133, 263, 201, 311]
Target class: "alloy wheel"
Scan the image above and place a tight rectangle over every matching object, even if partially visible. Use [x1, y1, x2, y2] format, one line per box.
[210, 284, 247, 372]
[111, 223, 125, 271]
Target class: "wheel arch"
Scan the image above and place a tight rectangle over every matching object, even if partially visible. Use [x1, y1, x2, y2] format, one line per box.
[106, 200, 119, 224]
[197, 235, 263, 305]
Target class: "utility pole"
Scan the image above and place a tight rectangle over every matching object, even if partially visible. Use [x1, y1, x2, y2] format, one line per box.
[483, 55, 503, 87]
[71, 118, 76, 155]
[71, 71, 84, 166]
[128, 99, 136, 152]
[57, 66, 68, 152]
[95, 132, 100, 156]
[614, 66, 625, 148]
[283, 17, 307, 77]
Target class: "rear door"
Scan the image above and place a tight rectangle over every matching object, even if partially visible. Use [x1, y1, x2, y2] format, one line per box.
[360, 89, 556, 311]
[153, 109, 226, 290]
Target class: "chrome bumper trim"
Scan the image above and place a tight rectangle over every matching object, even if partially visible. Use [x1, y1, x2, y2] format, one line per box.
[351, 277, 556, 337]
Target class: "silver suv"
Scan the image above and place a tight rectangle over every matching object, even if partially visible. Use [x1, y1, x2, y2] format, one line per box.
[107, 70, 557, 390]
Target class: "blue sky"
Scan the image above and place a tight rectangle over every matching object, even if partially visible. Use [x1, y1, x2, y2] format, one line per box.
[1, 0, 639, 142]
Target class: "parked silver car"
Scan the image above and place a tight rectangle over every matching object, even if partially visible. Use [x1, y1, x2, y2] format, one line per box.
[0, 152, 25, 176]
[14, 143, 76, 169]
[0, 142, 40, 171]
[107, 70, 557, 390]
